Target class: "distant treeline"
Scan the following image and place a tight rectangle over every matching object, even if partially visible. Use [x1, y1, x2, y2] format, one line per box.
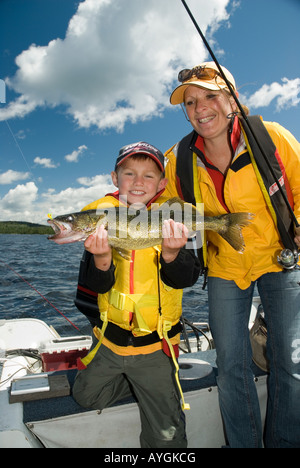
[0, 221, 53, 235]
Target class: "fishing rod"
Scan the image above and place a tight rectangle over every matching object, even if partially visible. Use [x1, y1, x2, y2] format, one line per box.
[180, 0, 300, 230]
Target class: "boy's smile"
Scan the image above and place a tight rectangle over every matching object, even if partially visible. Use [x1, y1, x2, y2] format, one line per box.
[111, 157, 167, 206]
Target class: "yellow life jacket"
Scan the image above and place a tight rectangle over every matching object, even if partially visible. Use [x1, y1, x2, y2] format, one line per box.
[82, 193, 183, 336]
[164, 119, 300, 290]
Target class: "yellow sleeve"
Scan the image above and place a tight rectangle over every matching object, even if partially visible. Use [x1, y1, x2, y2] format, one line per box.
[265, 121, 300, 224]
[81, 196, 119, 211]
[164, 145, 180, 198]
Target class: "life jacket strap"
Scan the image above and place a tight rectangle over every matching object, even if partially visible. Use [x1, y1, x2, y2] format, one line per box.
[163, 320, 190, 411]
[193, 152, 207, 267]
[240, 116, 297, 251]
[108, 288, 159, 335]
[241, 126, 278, 227]
[78, 311, 108, 368]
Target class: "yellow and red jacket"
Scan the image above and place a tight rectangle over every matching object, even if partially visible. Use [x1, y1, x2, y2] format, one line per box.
[81, 193, 183, 353]
[164, 118, 300, 290]
[79, 193, 192, 410]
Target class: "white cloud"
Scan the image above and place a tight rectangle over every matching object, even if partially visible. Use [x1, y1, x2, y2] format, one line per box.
[0, 182, 38, 213]
[44, 183, 115, 216]
[44, 173, 115, 216]
[77, 174, 112, 187]
[0, 94, 42, 121]
[0, 0, 231, 132]
[0, 170, 30, 185]
[34, 157, 59, 169]
[0, 174, 116, 223]
[65, 145, 88, 163]
[241, 78, 300, 111]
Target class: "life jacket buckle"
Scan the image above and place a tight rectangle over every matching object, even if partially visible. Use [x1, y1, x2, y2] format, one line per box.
[109, 289, 127, 311]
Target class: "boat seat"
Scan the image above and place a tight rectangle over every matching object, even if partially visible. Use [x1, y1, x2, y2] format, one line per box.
[23, 349, 265, 424]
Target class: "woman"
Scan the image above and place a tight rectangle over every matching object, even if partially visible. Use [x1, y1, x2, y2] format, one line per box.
[164, 61, 300, 448]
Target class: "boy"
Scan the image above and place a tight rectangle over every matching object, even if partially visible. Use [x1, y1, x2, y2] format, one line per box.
[73, 142, 200, 448]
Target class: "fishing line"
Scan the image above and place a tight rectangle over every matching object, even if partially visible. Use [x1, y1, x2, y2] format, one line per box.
[4, 120, 39, 186]
[0, 259, 81, 332]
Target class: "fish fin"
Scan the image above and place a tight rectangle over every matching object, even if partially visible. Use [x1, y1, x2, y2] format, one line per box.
[150, 197, 185, 212]
[213, 213, 255, 252]
[158, 197, 193, 217]
[161, 197, 186, 208]
[114, 247, 133, 261]
[188, 231, 197, 238]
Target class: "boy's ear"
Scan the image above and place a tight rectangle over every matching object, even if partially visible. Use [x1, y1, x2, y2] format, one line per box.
[111, 171, 118, 188]
[158, 177, 168, 192]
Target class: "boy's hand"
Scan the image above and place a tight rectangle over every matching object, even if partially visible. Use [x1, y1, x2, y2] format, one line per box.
[85, 225, 112, 271]
[295, 226, 300, 249]
[161, 219, 189, 264]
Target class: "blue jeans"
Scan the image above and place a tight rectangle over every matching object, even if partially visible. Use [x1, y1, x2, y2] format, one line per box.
[208, 270, 300, 448]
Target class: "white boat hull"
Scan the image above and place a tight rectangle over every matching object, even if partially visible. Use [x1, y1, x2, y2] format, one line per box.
[0, 308, 267, 449]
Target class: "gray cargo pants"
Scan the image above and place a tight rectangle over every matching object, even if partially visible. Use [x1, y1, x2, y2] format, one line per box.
[72, 344, 187, 448]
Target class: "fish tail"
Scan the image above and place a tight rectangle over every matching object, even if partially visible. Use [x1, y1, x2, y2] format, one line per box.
[211, 213, 254, 252]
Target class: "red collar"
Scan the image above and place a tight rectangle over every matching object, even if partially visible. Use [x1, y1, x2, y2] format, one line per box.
[193, 119, 242, 214]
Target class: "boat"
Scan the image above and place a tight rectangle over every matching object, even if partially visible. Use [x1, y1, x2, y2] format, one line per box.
[0, 297, 267, 448]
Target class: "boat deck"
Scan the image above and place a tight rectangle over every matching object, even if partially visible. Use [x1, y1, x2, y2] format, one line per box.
[0, 318, 267, 448]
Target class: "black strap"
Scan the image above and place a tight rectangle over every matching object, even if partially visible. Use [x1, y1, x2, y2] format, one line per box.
[176, 130, 197, 204]
[74, 251, 100, 322]
[99, 319, 182, 347]
[241, 116, 297, 251]
[175, 131, 206, 275]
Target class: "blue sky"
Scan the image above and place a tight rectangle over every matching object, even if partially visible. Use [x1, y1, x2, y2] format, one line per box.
[1, 0, 299, 223]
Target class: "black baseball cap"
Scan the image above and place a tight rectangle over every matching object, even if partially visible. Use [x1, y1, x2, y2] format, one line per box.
[115, 142, 165, 172]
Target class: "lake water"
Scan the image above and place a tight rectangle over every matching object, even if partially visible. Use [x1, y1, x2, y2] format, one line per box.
[0, 234, 208, 337]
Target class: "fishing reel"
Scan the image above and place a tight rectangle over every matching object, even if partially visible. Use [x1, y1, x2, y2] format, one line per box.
[277, 249, 300, 270]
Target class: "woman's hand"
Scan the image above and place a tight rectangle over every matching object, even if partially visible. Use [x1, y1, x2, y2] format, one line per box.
[84, 224, 112, 271]
[161, 219, 189, 263]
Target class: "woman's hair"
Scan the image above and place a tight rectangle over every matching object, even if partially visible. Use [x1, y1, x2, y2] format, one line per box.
[223, 89, 250, 116]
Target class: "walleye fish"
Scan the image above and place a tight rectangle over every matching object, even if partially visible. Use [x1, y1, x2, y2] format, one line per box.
[48, 197, 254, 254]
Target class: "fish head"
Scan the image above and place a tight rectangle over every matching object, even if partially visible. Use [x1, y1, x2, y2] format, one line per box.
[48, 210, 102, 244]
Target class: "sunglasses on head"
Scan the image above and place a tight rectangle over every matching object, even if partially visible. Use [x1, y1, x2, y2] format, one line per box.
[178, 66, 220, 83]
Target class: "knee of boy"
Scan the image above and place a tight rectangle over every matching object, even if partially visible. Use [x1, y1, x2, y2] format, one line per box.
[72, 374, 92, 408]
